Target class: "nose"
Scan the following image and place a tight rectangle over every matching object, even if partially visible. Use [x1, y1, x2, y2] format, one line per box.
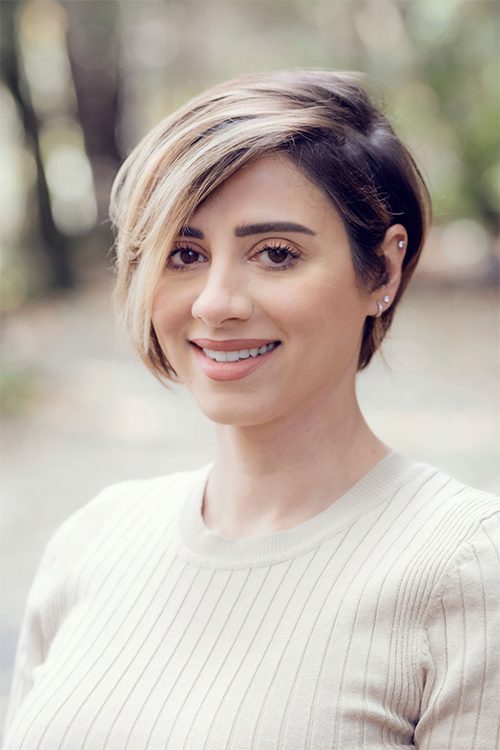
[191, 264, 253, 328]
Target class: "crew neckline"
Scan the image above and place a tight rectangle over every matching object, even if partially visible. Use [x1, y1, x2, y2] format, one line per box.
[178, 450, 421, 569]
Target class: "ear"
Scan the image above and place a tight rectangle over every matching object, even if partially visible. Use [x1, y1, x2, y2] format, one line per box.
[368, 224, 407, 318]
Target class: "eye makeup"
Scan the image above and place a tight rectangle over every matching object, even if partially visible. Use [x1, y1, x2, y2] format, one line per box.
[165, 241, 303, 273]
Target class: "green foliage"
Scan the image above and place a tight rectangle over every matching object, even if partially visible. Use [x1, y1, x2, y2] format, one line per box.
[404, 0, 499, 230]
[0, 365, 39, 417]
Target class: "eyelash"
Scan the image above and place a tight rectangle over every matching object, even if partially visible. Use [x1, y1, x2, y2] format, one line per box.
[165, 242, 302, 273]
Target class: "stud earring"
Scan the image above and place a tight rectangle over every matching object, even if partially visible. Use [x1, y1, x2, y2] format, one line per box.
[398, 240, 405, 249]
[375, 295, 390, 318]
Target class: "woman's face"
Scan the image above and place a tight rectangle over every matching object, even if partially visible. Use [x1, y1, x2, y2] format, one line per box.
[152, 155, 376, 426]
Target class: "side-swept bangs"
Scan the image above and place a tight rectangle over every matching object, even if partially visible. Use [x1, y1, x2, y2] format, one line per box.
[110, 70, 431, 380]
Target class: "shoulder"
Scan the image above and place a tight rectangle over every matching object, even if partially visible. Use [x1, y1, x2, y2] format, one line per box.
[40, 464, 212, 572]
[395, 455, 499, 544]
[434, 468, 498, 526]
[77, 465, 207, 516]
[425, 502, 500, 612]
[381, 456, 500, 603]
[400, 461, 500, 609]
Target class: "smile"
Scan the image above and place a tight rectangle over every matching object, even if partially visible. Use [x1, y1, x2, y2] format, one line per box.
[190, 341, 281, 381]
[201, 342, 279, 363]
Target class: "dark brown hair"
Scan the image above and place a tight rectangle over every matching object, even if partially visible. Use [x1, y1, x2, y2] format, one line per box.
[275, 74, 431, 368]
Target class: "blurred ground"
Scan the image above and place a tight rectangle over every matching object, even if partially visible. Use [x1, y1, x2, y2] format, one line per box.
[1, 276, 499, 726]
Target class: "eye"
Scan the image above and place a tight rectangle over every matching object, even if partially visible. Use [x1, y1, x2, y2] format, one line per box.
[254, 242, 302, 271]
[166, 245, 208, 270]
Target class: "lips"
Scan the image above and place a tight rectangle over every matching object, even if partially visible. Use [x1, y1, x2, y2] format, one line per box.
[190, 340, 281, 381]
[191, 338, 280, 351]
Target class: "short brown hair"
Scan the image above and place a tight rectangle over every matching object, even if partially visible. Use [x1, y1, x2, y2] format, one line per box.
[110, 70, 431, 380]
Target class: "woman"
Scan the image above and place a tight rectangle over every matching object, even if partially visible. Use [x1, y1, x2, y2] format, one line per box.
[4, 71, 499, 749]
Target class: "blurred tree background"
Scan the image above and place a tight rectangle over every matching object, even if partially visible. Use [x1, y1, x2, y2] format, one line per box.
[1, 0, 498, 309]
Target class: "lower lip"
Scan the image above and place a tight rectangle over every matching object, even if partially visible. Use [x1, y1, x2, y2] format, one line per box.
[190, 343, 280, 381]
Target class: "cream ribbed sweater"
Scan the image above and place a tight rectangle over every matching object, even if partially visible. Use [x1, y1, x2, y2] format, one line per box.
[3, 451, 500, 749]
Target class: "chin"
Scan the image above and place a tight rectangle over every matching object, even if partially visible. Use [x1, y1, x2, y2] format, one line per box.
[193, 390, 280, 427]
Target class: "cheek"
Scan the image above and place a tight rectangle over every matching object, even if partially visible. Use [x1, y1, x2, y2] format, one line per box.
[275, 270, 364, 338]
[151, 282, 190, 346]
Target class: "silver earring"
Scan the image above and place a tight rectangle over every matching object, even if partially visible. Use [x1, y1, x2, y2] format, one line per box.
[398, 240, 405, 248]
[376, 296, 389, 317]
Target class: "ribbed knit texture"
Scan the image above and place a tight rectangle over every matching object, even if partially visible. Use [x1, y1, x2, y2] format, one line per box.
[3, 451, 500, 749]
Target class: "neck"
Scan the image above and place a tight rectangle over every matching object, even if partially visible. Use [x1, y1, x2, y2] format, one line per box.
[204, 382, 389, 539]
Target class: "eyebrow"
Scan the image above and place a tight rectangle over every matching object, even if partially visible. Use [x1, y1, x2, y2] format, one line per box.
[178, 225, 205, 239]
[234, 221, 316, 237]
[177, 221, 316, 240]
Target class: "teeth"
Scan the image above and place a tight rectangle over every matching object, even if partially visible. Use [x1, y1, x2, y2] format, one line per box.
[202, 342, 278, 363]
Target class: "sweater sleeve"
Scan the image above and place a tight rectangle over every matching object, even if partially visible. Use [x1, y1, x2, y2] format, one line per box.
[415, 512, 500, 750]
[2, 508, 84, 737]
[2, 477, 156, 741]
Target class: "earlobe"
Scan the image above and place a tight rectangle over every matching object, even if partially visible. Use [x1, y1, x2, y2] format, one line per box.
[375, 294, 391, 318]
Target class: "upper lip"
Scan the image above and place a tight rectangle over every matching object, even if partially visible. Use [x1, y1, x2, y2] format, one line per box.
[191, 338, 280, 351]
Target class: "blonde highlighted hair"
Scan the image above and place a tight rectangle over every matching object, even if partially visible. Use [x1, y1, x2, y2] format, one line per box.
[110, 70, 431, 381]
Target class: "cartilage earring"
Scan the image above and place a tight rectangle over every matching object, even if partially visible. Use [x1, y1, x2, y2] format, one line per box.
[398, 240, 405, 248]
[383, 295, 390, 303]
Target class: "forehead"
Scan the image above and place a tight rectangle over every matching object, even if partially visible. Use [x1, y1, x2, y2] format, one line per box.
[190, 154, 342, 235]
